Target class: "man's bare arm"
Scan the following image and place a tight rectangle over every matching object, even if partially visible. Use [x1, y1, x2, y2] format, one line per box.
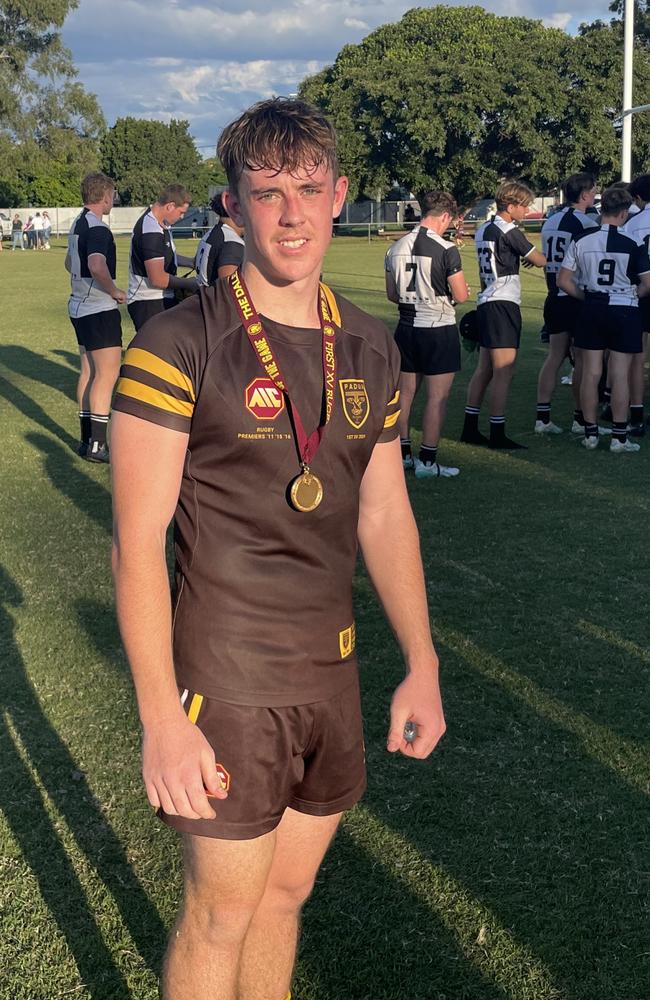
[111, 411, 226, 819]
[557, 266, 584, 299]
[357, 437, 445, 759]
[385, 270, 399, 304]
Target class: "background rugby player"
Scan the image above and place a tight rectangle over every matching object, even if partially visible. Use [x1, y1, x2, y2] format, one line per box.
[460, 180, 546, 450]
[621, 173, 650, 435]
[537, 172, 598, 436]
[558, 185, 650, 453]
[385, 190, 469, 477]
[194, 191, 245, 286]
[127, 184, 199, 332]
[111, 98, 446, 1000]
[65, 172, 125, 463]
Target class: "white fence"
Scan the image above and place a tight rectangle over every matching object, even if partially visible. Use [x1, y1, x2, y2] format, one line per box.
[6, 207, 147, 236]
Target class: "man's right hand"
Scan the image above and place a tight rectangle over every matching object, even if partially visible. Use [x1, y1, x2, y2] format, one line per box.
[112, 287, 127, 304]
[142, 711, 228, 820]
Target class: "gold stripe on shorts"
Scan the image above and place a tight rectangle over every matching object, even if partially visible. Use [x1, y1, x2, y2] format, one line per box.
[187, 693, 204, 724]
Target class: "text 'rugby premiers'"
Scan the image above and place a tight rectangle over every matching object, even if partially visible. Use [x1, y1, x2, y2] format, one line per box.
[68, 209, 118, 318]
[195, 221, 245, 287]
[475, 215, 536, 305]
[384, 226, 462, 326]
[562, 226, 650, 306]
[541, 207, 598, 296]
[112, 280, 401, 707]
[128, 208, 178, 303]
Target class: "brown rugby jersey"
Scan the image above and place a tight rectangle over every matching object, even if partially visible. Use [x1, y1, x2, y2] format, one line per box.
[113, 278, 401, 707]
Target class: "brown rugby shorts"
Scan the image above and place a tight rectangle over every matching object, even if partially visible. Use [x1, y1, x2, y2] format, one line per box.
[160, 674, 366, 840]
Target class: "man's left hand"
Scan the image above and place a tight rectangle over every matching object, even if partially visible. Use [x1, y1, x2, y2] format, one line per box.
[386, 669, 446, 759]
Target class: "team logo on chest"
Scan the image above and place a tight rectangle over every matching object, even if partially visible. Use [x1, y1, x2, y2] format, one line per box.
[339, 379, 370, 429]
[245, 377, 285, 420]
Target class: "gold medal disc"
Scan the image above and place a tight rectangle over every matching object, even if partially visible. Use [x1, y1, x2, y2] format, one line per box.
[289, 470, 323, 512]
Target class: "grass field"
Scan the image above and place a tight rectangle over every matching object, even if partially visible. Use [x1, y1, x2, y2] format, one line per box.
[1, 236, 649, 1000]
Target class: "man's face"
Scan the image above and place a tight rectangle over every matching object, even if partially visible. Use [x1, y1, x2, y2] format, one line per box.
[226, 162, 348, 285]
[507, 202, 529, 222]
[163, 202, 189, 226]
[101, 189, 115, 216]
[582, 186, 597, 209]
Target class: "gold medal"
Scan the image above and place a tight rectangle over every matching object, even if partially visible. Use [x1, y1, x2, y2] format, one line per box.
[289, 466, 323, 512]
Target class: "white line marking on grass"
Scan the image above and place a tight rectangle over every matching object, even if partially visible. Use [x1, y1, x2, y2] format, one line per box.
[432, 626, 650, 796]
[344, 805, 565, 1000]
[576, 621, 650, 666]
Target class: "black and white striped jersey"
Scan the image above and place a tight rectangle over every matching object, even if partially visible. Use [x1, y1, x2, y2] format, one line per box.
[195, 222, 244, 287]
[384, 225, 462, 327]
[541, 207, 598, 296]
[475, 215, 535, 305]
[67, 208, 118, 318]
[562, 225, 650, 306]
[622, 205, 650, 253]
[128, 209, 178, 303]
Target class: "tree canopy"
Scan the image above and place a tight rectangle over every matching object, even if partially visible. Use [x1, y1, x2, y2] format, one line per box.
[300, 5, 650, 203]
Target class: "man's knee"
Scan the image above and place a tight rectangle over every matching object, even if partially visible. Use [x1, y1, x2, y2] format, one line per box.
[260, 871, 317, 915]
[181, 890, 260, 946]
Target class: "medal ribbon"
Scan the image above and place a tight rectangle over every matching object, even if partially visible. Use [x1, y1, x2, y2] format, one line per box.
[228, 269, 337, 467]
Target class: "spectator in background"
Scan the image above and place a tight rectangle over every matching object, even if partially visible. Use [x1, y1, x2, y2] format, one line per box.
[24, 216, 34, 249]
[11, 214, 24, 251]
[42, 211, 52, 249]
[32, 212, 44, 249]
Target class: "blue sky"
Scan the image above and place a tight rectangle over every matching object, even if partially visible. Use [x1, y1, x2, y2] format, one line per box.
[63, 0, 614, 155]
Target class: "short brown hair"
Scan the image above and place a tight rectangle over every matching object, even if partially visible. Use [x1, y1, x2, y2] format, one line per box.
[495, 180, 535, 212]
[81, 172, 114, 204]
[157, 184, 190, 206]
[218, 97, 339, 192]
[601, 185, 632, 216]
[419, 191, 458, 219]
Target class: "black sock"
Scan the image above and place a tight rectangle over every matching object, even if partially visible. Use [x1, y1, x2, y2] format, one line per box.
[630, 405, 644, 425]
[90, 414, 109, 446]
[419, 445, 438, 465]
[573, 409, 585, 427]
[463, 407, 480, 431]
[489, 416, 506, 440]
[400, 437, 412, 460]
[536, 403, 551, 424]
[79, 410, 91, 443]
[612, 421, 628, 443]
[584, 423, 598, 438]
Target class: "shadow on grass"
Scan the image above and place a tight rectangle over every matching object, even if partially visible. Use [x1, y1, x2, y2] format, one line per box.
[51, 348, 80, 369]
[0, 376, 76, 449]
[75, 598, 128, 677]
[0, 345, 77, 402]
[0, 566, 167, 997]
[26, 432, 112, 536]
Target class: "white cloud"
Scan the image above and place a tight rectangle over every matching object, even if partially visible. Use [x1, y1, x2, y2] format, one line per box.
[344, 17, 369, 28]
[542, 11, 573, 29]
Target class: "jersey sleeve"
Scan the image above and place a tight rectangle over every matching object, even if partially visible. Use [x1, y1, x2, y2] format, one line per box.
[112, 299, 206, 433]
[377, 337, 402, 444]
[633, 242, 650, 275]
[562, 240, 578, 272]
[86, 226, 112, 259]
[218, 239, 244, 271]
[505, 228, 536, 258]
[444, 244, 463, 277]
[141, 230, 166, 261]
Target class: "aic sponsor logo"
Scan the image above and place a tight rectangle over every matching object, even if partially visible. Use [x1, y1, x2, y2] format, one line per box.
[245, 377, 285, 420]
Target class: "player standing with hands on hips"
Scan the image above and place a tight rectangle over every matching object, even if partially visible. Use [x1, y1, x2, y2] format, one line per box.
[111, 98, 446, 1000]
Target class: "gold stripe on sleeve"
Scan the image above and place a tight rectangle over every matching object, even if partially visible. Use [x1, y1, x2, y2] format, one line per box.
[387, 389, 400, 406]
[187, 693, 204, 724]
[115, 377, 194, 417]
[123, 347, 195, 399]
[383, 410, 401, 429]
[319, 282, 342, 328]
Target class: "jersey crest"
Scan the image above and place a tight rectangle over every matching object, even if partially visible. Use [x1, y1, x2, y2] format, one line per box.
[245, 377, 285, 420]
[339, 379, 370, 429]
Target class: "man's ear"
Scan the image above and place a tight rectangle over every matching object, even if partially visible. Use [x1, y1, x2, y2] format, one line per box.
[333, 175, 349, 217]
[224, 190, 244, 228]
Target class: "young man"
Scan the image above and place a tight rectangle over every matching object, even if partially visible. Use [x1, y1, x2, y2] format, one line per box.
[385, 190, 469, 477]
[621, 173, 650, 435]
[558, 185, 650, 453]
[65, 172, 126, 463]
[460, 180, 546, 449]
[536, 172, 599, 435]
[194, 191, 245, 286]
[111, 98, 446, 1000]
[127, 184, 199, 332]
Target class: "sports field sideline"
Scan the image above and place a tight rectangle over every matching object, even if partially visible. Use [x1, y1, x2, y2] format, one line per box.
[1, 236, 649, 1000]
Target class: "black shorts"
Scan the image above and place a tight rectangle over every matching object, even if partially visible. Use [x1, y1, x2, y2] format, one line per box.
[394, 322, 461, 375]
[638, 297, 650, 333]
[161, 674, 366, 841]
[70, 310, 122, 351]
[127, 297, 176, 332]
[477, 301, 522, 350]
[543, 294, 581, 336]
[574, 302, 643, 354]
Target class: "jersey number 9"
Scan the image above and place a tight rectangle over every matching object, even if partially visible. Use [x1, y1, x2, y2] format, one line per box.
[597, 260, 616, 286]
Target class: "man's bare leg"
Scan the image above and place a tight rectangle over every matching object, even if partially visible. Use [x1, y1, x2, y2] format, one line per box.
[579, 349, 604, 441]
[161, 830, 277, 1000]
[396, 372, 419, 465]
[421, 373, 455, 449]
[238, 810, 342, 1000]
[536, 332, 569, 428]
[487, 347, 522, 447]
[572, 347, 584, 419]
[628, 331, 648, 431]
[461, 348, 492, 443]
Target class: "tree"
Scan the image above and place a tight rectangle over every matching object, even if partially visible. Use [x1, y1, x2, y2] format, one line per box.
[101, 117, 214, 206]
[300, 5, 650, 204]
[0, 1, 106, 205]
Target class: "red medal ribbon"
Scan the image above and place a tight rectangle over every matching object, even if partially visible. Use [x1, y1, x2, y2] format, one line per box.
[228, 269, 337, 467]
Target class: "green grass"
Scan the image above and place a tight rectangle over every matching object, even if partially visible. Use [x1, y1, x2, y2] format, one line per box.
[1, 236, 649, 999]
